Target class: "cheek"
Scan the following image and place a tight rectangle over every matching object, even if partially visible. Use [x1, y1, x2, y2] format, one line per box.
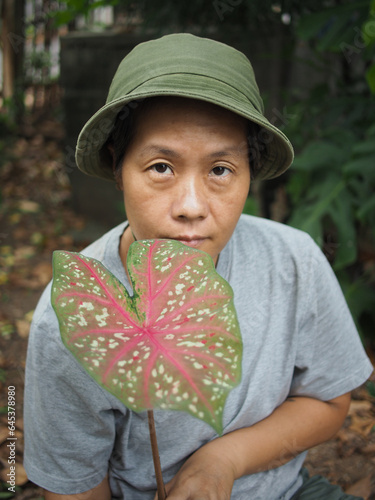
[214, 183, 249, 230]
[225, 179, 250, 212]
[122, 184, 171, 231]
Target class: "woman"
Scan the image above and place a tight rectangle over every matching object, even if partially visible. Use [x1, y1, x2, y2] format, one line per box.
[24, 33, 372, 500]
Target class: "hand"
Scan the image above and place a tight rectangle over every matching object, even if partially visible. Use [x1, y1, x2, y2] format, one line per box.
[154, 441, 236, 500]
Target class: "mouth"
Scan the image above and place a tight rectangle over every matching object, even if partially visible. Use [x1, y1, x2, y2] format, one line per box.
[166, 236, 207, 248]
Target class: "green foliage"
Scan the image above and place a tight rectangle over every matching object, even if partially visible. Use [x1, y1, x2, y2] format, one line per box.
[52, 0, 119, 26]
[297, 1, 370, 52]
[285, 2, 375, 343]
[51, 0, 348, 33]
[242, 195, 260, 217]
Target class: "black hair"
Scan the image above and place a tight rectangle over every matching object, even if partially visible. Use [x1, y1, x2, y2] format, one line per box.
[106, 98, 266, 181]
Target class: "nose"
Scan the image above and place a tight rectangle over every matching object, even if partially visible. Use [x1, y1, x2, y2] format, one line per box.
[171, 176, 209, 221]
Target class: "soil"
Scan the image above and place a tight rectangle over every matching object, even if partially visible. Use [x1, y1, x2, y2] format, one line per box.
[0, 108, 374, 499]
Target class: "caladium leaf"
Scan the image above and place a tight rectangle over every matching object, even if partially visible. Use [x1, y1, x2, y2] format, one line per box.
[51, 239, 242, 434]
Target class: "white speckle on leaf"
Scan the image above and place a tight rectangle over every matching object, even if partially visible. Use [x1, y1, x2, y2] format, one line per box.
[95, 308, 109, 327]
[175, 283, 185, 295]
[189, 404, 197, 413]
[114, 332, 130, 341]
[79, 302, 94, 311]
[77, 315, 88, 327]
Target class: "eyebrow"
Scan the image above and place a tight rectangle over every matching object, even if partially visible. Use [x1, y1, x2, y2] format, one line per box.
[207, 147, 246, 159]
[139, 145, 181, 159]
[139, 144, 246, 159]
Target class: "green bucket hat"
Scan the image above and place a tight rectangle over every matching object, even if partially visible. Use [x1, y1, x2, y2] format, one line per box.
[75, 33, 294, 181]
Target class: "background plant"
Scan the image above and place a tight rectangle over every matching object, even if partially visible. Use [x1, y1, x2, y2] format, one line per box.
[283, 1, 375, 344]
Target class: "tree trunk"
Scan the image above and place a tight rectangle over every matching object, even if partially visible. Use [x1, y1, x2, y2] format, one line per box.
[1, 0, 25, 118]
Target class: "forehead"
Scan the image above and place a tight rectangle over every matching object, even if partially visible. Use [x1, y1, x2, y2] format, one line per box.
[131, 96, 248, 143]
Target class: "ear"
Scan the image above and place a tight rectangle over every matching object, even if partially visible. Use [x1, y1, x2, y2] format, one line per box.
[107, 143, 123, 191]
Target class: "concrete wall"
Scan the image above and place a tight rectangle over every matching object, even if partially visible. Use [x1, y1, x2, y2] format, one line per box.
[60, 32, 153, 231]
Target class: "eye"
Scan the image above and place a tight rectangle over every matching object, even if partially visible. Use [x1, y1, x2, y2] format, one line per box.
[210, 166, 232, 177]
[150, 163, 173, 174]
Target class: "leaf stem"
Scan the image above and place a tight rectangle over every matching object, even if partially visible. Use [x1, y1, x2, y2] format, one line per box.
[148, 409, 167, 499]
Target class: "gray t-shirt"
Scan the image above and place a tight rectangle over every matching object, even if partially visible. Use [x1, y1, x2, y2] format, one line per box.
[24, 215, 372, 499]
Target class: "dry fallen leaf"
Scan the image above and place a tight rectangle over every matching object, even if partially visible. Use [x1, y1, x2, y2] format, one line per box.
[361, 443, 375, 455]
[14, 246, 36, 261]
[349, 400, 373, 414]
[0, 427, 9, 445]
[25, 310, 34, 323]
[348, 414, 375, 437]
[18, 200, 40, 213]
[32, 261, 52, 285]
[16, 319, 30, 339]
[345, 474, 372, 499]
[0, 461, 28, 486]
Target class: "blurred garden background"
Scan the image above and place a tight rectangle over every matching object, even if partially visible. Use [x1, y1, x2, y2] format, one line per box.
[0, 0, 375, 498]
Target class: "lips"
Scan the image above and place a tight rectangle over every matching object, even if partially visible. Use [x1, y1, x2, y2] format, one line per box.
[165, 236, 207, 248]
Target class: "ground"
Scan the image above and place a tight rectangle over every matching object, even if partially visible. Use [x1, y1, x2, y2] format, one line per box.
[0, 109, 374, 499]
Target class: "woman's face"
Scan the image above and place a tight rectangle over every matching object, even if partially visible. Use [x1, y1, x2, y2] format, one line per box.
[119, 98, 250, 264]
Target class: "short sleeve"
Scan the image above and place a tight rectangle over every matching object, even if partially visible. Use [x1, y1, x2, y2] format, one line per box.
[290, 240, 373, 401]
[23, 285, 117, 494]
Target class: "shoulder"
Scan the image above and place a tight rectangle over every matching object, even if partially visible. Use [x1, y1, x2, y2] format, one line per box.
[31, 221, 128, 338]
[233, 214, 320, 265]
[80, 221, 127, 260]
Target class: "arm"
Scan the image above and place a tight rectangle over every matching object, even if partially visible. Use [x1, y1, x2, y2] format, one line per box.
[159, 392, 351, 500]
[44, 476, 111, 500]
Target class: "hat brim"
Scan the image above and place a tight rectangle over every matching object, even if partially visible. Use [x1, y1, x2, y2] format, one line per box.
[76, 73, 294, 181]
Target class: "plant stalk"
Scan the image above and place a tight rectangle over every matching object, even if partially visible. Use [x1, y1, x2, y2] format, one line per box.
[148, 409, 167, 499]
